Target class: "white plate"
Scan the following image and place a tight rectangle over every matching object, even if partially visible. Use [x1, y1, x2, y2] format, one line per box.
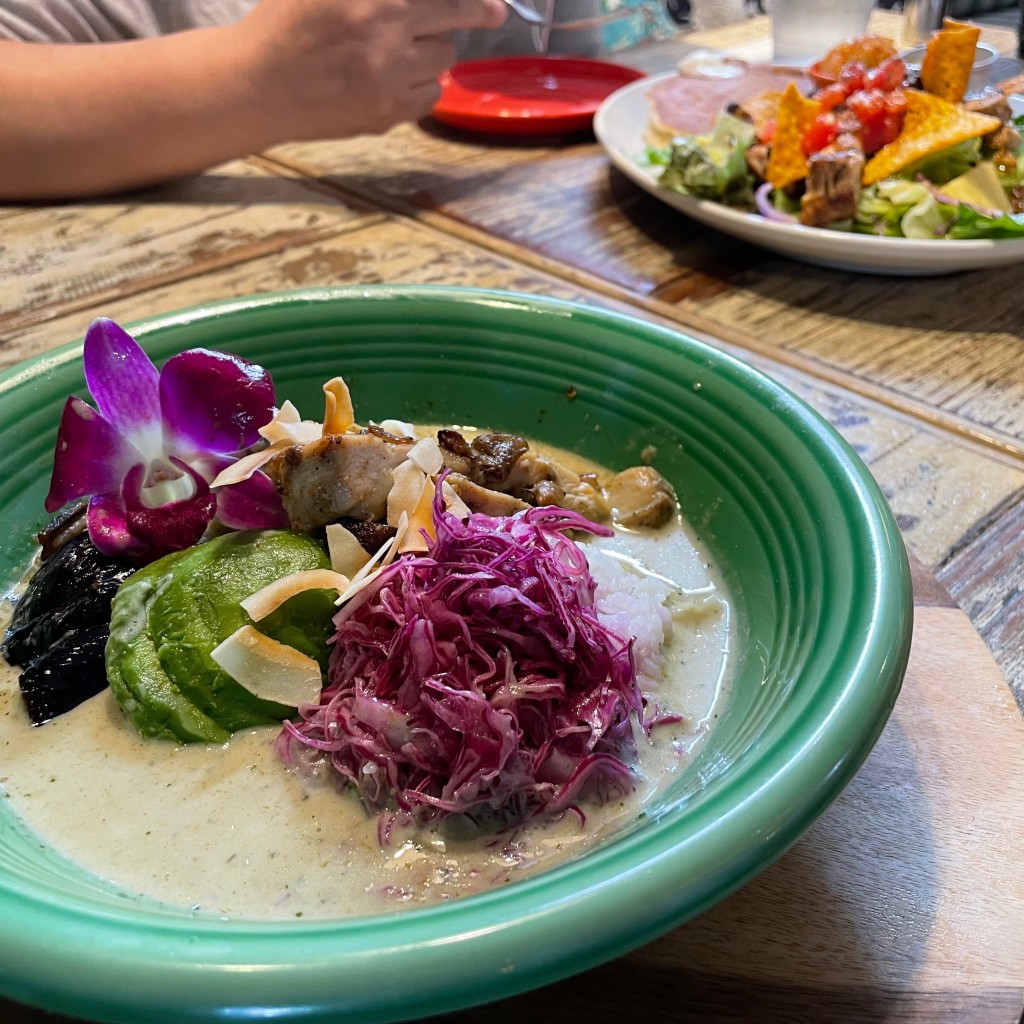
[594, 73, 1024, 276]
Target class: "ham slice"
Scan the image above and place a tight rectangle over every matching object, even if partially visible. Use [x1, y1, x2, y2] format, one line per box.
[647, 63, 812, 148]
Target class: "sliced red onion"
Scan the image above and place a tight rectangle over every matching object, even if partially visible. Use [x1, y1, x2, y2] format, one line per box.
[755, 182, 797, 223]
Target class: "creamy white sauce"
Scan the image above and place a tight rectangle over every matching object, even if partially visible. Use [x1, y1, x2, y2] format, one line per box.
[0, 446, 732, 921]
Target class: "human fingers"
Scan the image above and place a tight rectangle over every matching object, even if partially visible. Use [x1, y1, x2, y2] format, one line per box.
[413, 0, 508, 36]
[404, 35, 458, 84]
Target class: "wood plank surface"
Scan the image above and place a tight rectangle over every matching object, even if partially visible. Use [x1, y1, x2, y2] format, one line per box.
[5, 559, 1021, 1024]
[938, 490, 1024, 712]
[0, 159, 381, 334]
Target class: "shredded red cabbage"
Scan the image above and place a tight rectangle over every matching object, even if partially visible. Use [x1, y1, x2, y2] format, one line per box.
[278, 482, 645, 829]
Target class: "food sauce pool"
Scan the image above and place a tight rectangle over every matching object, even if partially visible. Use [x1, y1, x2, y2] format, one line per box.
[0, 455, 733, 920]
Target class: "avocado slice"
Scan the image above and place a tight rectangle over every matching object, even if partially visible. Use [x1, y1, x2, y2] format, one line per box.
[107, 530, 336, 743]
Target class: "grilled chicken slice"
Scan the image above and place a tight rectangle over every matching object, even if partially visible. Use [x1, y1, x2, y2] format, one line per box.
[265, 427, 414, 532]
[800, 132, 865, 228]
[444, 474, 530, 517]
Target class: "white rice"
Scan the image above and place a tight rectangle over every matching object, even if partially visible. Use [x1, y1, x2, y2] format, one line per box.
[586, 546, 675, 691]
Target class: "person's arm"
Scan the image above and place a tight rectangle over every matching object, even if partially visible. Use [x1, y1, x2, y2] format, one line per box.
[0, 0, 507, 201]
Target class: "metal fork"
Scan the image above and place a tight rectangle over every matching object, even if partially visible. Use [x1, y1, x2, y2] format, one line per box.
[500, 0, 654, 32]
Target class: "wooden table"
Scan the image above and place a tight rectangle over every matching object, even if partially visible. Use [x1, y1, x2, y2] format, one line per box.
[1, 10, 1022, 1024]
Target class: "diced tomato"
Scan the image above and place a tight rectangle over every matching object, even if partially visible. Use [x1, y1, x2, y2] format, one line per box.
[844, 87, 906, 153]
[845, 88, 886, 123]
[802, 112, 840, 155]
[757, 117, 777, 144]
[869, 113, 902, 152]
[816, 82, 849, 112]
[857, 110, 902, 153]
[837, 60, 867, 94]
[863, 57, 907, 93]
[884, 88, 907, 116]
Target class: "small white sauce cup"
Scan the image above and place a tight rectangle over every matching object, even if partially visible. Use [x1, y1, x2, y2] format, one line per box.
[900, 41, 999, 100]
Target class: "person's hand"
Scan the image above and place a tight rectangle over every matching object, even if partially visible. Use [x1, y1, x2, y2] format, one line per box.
[236, 0, 508, 143]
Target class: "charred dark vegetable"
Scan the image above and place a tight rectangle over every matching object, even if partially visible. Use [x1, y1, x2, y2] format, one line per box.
[2, 530, 135, 725]
[335, 517, 396, 555]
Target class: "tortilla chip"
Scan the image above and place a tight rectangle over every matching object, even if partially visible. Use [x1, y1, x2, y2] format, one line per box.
[812, 35, 898, 84]
[736, 90, 783, 135]
[765, 83, 821, 189]
[921, 19, 981, 103]
[862, 89, 1001, 184]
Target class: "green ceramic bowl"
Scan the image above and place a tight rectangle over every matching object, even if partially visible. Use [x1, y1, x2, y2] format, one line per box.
[0, 287, 911, 1023]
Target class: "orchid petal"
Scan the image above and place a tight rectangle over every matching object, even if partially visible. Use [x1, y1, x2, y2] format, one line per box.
[201, 454, 288, 530]
[123, 460, 217, 558]
[87, 493, 149, 559]
[83, 319, 162, 458]
[160, 348, 275, 459]
[45, 397, 147, 513]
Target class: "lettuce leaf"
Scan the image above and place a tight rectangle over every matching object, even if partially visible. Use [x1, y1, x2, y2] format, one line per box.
[944, 205, 1024, 239]
[855, 178, 1024, 239]
[893, 138, 982, 186]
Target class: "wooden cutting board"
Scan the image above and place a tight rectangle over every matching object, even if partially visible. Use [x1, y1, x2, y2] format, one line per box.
[4, 556, 1023, 1024]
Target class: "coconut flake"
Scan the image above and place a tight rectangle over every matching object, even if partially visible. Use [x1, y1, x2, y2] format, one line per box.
[322, 377, 355, 436]
[335, 533, 398, 607]
[210, 440, 291, 488]
[378, 418, 415, 439]
[387, 460, 427, 528]
[240, 569, 350, 622]
[259, 401, 322, 445]
[407, 436, 444, 476]
[441, 480, 471, 520]
[211, 626, 322, 707]
[397, 478, 435, 554]
[325, 523, 373, 578]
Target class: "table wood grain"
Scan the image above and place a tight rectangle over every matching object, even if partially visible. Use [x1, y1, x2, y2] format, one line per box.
[0, 10, 1022, 1023]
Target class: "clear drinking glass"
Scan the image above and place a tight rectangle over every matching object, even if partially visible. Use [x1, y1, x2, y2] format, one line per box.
[770, 0, 877, 65]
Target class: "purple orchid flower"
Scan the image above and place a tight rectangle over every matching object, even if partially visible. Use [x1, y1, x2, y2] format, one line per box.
[45, 318, 287, 562]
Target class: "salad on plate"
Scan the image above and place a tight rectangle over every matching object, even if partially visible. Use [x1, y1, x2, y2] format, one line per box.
[650, 20, 1024, 241]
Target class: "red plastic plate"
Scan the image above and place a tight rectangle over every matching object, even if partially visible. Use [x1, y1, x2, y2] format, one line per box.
[433, 56, 646, 135]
